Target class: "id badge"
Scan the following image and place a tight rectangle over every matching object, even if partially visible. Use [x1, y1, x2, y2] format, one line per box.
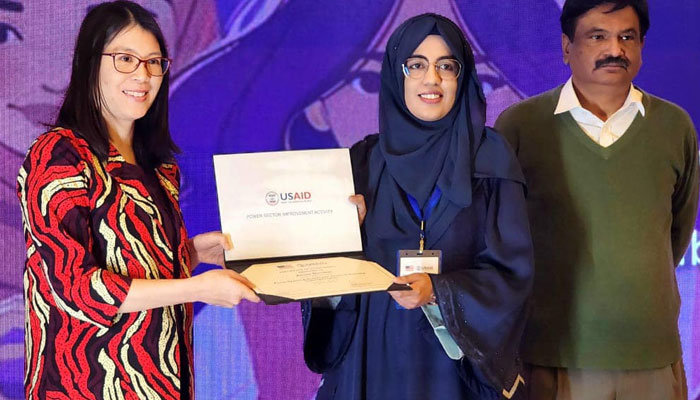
[397, 249, 442, 276]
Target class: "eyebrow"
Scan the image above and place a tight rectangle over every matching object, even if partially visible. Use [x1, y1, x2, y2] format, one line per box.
[585, 26, 639, 35]
[619, 28, 639, 34]
[0, 1, 23, 12]
[109, 47, 163, 57]
[407, 54, 457, 61]
[584, 27, 609, 35]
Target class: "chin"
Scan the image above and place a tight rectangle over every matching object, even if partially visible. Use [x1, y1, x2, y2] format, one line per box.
[594, 77, 632, 87]
[417, 112, 447, 122]
[127, 107, 151, 120]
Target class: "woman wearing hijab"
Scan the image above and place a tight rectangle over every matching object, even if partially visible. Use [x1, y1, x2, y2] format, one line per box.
[302, 14, 533, 399]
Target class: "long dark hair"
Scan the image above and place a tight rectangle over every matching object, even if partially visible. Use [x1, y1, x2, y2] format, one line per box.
[56, 0, 179, 169]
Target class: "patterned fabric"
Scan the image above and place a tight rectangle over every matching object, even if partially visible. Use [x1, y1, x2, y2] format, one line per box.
[17, 128, 193, 399]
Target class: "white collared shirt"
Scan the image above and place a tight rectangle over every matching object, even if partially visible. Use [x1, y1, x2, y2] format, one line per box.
[554, 77, 646, 147]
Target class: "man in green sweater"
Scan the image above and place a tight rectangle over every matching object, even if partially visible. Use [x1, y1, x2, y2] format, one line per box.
[495, 1, 699, 399]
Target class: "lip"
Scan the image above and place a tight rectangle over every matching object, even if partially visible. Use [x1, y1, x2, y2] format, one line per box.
[418, 92, 443, 104]
[122, 89, 150, 102]
[596, 64, 628, 71]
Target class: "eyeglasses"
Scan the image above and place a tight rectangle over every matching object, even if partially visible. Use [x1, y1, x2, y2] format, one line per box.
[402, 57, 462, 80]
[102, 53, 172, 76]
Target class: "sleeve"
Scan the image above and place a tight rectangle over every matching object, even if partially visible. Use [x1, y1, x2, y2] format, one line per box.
[301, 295, 360, 373]
[430, 178, 533, 393]
[157, 162, 193, 274]
[671, 118, 700, 266]
[17, 134, 132, 328]
[300, 136, 379, 373]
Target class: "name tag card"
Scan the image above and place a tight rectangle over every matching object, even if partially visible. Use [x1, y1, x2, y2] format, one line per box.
[397, 250, 442, 276]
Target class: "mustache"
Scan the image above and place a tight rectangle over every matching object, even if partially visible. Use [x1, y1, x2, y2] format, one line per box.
[595, 56, 630, 70]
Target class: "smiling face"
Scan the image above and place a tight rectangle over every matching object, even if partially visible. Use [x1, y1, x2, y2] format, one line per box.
[0, 1, 175, 153]
[99, 24, 164, 133]
[403, 35, 458, 122]
[562, 4, 643, 92]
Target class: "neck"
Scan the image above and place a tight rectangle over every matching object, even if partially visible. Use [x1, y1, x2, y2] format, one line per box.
[571, 78, 631, 122]
[107, 120, 137, 165]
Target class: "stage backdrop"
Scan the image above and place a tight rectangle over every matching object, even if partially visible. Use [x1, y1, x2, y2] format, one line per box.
[1, 1, 699, 399]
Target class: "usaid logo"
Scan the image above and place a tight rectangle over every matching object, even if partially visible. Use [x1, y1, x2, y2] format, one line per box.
[265, 191, 279, 206]
[280, 192, 311, 201]
[265, 190, 312, 205]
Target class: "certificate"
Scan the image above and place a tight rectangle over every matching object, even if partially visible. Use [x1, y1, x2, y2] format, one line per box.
[213, 149, 363, 268]
[241, 257, 410, 304]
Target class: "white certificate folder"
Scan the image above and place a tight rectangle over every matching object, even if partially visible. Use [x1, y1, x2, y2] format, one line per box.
[213, 148, 364, 270]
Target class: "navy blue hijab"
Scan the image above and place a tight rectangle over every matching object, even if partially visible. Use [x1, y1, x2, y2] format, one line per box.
[366, 13, 524, 248]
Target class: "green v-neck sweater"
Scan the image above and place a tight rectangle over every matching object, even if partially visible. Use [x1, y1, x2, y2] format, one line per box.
[495, 86, 699, 369]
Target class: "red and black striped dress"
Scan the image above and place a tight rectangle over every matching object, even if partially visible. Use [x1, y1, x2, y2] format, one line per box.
[17, 128, 194, 399]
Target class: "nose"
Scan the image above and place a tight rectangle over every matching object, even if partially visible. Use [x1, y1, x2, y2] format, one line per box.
[132, 60, 150, 80]
[608, 37, 626, 57]
[422, 63, 441, 85]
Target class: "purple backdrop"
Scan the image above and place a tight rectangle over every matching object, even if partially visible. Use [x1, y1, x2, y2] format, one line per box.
[1, 1, 699, 399]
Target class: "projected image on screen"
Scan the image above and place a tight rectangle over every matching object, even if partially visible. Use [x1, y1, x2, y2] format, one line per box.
[2, 0, 699, 398]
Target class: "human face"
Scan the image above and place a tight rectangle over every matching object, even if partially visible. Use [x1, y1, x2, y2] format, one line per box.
[1, 1, 101, 152]
[403, 35, 458, 122]
[0, 1, 175, 152]
[99, 24, 164, 133]
[562, 4, 643, 91]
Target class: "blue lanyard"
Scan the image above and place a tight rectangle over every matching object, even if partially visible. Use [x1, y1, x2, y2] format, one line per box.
[406, 186, 442, 254]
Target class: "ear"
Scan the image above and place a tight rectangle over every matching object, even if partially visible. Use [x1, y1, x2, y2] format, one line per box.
[561, 33, 572, 65]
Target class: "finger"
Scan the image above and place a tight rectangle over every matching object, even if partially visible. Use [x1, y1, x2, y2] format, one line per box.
[357, 204, 367, 222]
[388, 290, 405, 302]
[229, 271, 257, 289]
[348, 194, 363, 206]
[388, 290, 416, 303]
[349, 194, 367, 219]
[402, 273, 427, 283]
[389, 292, 417, 309]
[198, 231, 224, 248]
[223, 232, 234, 250]
[393, 275, 410, 284]
[240, 287, 261, 303]
[211, 231, 228, 250]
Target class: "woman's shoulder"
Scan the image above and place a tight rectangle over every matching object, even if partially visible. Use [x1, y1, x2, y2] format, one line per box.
[348, 134, 380, 193]
[26, 128, 94, 165]
[349, 134, 379, 161]
[18, 129, 97, 194]
[474, 127, 525, 185]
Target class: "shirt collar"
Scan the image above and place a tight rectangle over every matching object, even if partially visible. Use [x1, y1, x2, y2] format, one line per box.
[554, 76, 646, 117]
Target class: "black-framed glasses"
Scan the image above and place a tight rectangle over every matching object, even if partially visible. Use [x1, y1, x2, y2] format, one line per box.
[402, 57, 462, 80]
[102, 53, 172, 76]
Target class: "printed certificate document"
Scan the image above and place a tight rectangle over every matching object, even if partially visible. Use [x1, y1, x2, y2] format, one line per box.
[214, 149, 410, 303]
[213, 148, 363, 266]
[241, 257, 408, 304]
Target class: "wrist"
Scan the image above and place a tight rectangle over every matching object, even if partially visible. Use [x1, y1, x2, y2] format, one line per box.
[427, 292, 437, 306]
[183, 275, 202, 303]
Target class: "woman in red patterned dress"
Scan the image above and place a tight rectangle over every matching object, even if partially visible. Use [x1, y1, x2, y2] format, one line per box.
[16, 2, 260, 398]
